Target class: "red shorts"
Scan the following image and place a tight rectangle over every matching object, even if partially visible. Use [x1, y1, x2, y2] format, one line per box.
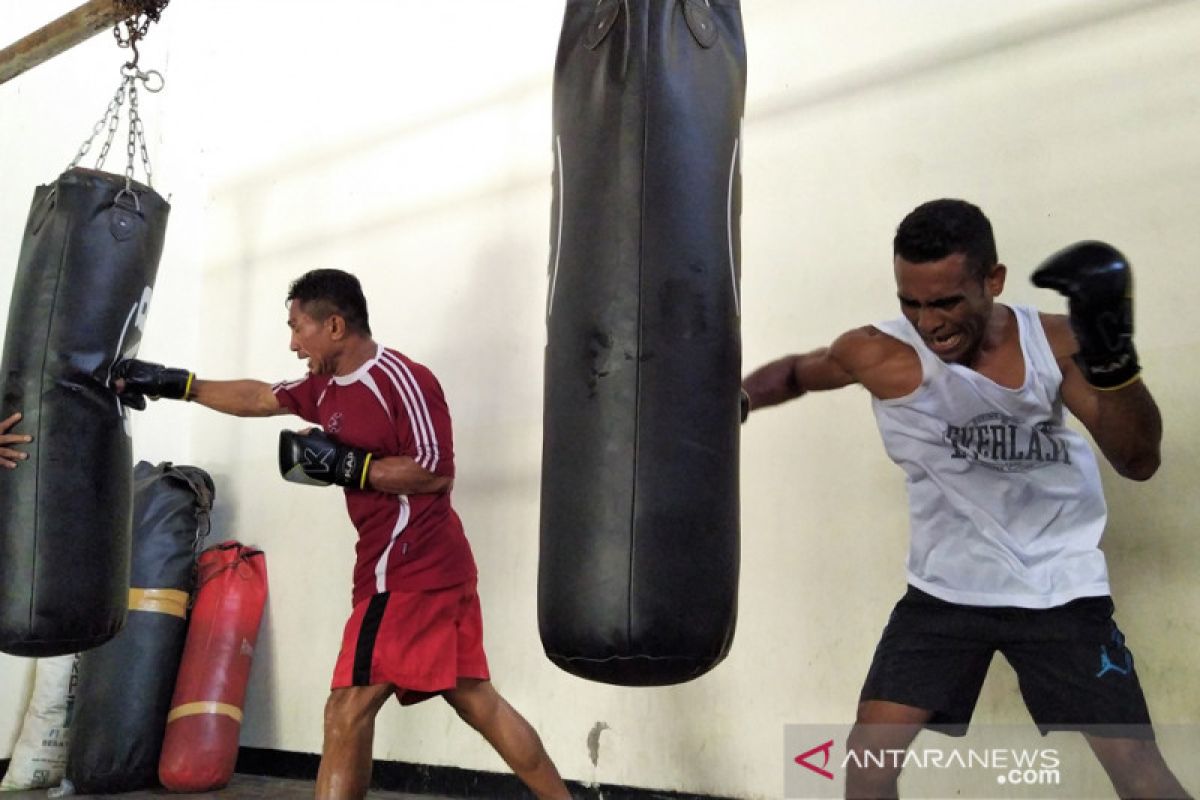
[331, 581, 490, 700]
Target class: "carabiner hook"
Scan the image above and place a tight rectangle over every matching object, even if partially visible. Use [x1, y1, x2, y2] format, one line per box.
[124, 38, 141, 71]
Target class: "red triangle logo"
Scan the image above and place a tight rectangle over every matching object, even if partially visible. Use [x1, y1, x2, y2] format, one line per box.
[795, 739, 835, 780]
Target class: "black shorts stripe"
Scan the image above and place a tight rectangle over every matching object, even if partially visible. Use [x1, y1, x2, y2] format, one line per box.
[353, 592, 391, 686]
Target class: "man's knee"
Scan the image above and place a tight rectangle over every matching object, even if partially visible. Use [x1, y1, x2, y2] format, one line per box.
[1090, 737, 1185, 798]
[323, 686, 391, 741]
[444, 679, 500, 728]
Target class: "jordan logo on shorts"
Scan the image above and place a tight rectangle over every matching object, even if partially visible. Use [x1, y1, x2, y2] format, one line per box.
[1096, 629, 1132, 678]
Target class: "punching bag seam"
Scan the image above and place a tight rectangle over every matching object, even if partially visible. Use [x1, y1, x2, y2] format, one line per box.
[628, 0, 653, 644]
[27, 197, 75, 630]
[547, 134, 565, 320]
[726, 133, 741, 317]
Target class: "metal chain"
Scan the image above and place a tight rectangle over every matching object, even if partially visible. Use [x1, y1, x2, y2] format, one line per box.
[67, 69, 162, 189]
[67, 80, 128, 171]
[125, 78, 155, 189]
[66, 1, 169, 186]
[95, 78, 129, 170]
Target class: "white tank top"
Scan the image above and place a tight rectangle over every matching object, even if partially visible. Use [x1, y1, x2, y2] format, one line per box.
[871, 304, 1110, 608]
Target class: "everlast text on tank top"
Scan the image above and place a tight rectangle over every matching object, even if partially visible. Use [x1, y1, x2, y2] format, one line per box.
[871, 304, 1109, 608]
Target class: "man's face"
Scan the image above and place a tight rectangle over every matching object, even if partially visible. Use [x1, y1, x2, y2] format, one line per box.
[894, 252, 1005, 366]
[287, 300, 334, 375]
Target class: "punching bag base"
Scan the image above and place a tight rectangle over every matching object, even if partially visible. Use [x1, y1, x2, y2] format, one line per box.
[548, 653, 727, 688]
[1, 631, 120, 659]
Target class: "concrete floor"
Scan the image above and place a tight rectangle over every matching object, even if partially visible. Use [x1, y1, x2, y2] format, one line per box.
[0, 774, 460, 799]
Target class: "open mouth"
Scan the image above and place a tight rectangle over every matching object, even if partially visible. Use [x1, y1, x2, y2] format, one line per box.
[927, 331, 961, 355]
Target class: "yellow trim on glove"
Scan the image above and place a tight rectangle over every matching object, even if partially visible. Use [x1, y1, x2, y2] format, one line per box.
[359, 453, 373, 490]
[1093, 372, 1143, 392]
[183, 372, 195, 401]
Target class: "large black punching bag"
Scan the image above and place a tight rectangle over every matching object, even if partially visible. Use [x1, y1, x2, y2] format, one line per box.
[0, 168, 170, 657]
[539, 0, 745, 686]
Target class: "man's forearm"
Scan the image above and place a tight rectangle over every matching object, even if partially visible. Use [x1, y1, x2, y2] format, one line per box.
[190, 379, 283, 417]
[366, 455, 453, 495]
[1091, 379, 1162, 481]
[742, 355, 805, 410]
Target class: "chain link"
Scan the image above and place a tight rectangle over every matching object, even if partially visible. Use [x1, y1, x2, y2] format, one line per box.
[125, 79, 154, 189]
[95, 81, 126, 169]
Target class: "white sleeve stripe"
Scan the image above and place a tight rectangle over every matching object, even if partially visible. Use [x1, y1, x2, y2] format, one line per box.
[376, 356, 431, 467]
[385, 354, 442, 472]
[360, 371, 393, 422]
[271, 377, 309, 392]
[377, 355, 438, 471]
[388, 356, 440, 472]
[377, 359, 427, 463]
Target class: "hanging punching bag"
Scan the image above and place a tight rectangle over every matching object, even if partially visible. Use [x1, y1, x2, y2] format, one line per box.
[539, 0, 746, 686]
[0, 167, 169, 657]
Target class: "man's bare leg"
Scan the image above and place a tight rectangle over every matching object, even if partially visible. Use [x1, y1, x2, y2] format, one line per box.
[316, 684, 394, 800]
[443, 678, 571, 800]
[1086, 734, 1191, 800]
[844, 700, 933, 799]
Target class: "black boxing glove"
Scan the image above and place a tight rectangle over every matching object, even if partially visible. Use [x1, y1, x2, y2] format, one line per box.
[278, 429, 372, 490]
[739, 388, 751, 423]
[1031, 240, 1140, 390]
[114, 358, 194, 403]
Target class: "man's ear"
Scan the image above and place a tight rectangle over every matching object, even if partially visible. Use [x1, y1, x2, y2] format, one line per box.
[327, 314, 347, 340]
[986, 263, 1007, 298]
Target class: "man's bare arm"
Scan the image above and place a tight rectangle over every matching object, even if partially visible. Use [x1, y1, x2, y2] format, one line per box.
[366, 456, 453, 495]
[189, 379, 288, 418]
[740, 326, 906, 414]
[1046, 315, 1161, 481]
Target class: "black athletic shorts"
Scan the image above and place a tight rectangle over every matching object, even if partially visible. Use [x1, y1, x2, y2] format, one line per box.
[859, 586, 1153, 738]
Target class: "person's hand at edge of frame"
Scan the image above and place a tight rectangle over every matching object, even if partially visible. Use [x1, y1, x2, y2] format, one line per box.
[0, 411, 33, 468]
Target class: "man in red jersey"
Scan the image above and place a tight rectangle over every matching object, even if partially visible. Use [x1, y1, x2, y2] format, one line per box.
[116, 269, 570, 800]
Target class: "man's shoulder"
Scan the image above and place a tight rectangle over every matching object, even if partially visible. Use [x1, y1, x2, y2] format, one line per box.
[374, 347, 445, 394]
[273, 371, 330, 393]
[831, 324, 922, 398]
[1033, 311, 1076, 360]
[832, 324, 915, 368]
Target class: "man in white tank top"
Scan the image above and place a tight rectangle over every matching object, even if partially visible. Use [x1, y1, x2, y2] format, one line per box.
[743, 200, 1188, 798]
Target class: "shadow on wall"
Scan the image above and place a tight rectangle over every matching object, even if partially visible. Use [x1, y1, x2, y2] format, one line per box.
[194, 72, 552, 520]
[750, 0, 1190, 123]
[201, 474, 282, 748]
[1100, 365, 1200, 684]
[244, 595, 280, 749]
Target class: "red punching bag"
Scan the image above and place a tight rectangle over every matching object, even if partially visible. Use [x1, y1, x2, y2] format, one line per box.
[158, 542, 267, 792]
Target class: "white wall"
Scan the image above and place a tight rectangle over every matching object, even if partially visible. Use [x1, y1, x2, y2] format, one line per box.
[2, 2, 1198, 798]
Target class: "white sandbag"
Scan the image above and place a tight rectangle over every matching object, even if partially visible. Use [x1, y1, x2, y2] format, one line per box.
[0, 654, 79, 790]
